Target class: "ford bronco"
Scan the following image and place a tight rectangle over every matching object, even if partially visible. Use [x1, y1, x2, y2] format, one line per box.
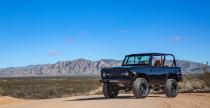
[100, 53, 182, 98]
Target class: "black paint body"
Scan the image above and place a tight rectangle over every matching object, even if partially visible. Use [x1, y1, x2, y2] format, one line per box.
[100, 53, 182, 85]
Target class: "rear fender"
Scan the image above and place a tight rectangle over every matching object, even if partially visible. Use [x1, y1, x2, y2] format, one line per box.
[167, 73, 179, 81]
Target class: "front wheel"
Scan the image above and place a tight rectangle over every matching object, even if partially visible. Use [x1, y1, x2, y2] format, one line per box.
[132, 78, 149, 98]
[164, 79, 178, 97]
[103, 83, 119, 98]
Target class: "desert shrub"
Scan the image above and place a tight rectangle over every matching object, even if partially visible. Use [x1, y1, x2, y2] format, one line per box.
[179, 74, 210, 93]
[1, 74, 210, 99]
[204, 73, 210, 87]
[0, 77, 101, 99]
[0, 88, 4, 95]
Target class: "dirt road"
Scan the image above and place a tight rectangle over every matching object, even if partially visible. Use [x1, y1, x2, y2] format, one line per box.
[0, 93, 210, 108]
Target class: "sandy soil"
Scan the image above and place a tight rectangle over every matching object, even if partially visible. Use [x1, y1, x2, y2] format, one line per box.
[0, 93, 210, 108]
[0, 96, 24, 104]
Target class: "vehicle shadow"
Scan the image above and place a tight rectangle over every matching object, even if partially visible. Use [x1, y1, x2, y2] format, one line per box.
[66, 95, 165, 101]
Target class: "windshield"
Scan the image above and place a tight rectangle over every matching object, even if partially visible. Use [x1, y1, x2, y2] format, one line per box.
[122, 55, 151, 66]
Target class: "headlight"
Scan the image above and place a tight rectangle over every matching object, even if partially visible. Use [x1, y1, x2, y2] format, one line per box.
[124, 71, 129, 76]
[121, 71, 129, 76]
[132, 72, 136, 75]
[102, 72, 106, 77]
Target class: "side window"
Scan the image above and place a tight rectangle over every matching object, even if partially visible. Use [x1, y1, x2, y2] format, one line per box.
[152, 56, 164, 67]
[164, 55, 175, 67]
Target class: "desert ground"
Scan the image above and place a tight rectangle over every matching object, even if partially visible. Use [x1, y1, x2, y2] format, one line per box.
[0, 93, 210, 108]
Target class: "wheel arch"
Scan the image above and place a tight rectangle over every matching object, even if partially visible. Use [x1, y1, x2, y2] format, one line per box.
[135, 73, 150, 83]
[167, 73, 179, 81]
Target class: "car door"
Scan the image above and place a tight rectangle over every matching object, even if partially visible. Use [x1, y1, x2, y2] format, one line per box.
[151, 55, 168, 84]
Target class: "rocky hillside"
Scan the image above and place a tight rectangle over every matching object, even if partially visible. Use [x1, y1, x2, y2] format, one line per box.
[0, 59, 121, 77]
[0, 59, 209, 77]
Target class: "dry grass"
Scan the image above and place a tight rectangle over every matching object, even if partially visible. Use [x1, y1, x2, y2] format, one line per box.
[179, 73, 210, 93]
[0, 73, 209, 99]
[0, 77, 101, 99]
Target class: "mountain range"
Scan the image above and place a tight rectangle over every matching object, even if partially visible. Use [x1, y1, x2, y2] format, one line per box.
[0, 59, 209, 77]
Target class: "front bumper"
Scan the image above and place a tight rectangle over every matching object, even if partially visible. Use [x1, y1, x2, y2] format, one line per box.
[99, 77, 134, 83]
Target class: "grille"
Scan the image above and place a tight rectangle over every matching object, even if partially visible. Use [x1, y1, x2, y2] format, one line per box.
[106, 69, 130, 78]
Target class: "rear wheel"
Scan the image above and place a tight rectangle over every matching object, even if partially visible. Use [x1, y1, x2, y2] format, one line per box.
[132, 78, 149, 98]
[164, 79, 178, 97]
[103, 83, 119, 98]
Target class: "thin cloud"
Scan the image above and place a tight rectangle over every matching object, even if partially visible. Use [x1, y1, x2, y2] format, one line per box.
[4, 46, 9, 48]
[1, 45, 9, 49]
[171, 36, 181, 42]
[66, 37, 75, 44]
[47, 50, 62, 56]
[79, 31, 88, 36]
[117, 29, 128, 33]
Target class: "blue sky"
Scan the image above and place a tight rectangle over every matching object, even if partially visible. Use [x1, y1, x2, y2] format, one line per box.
[0, 0, 210, 68]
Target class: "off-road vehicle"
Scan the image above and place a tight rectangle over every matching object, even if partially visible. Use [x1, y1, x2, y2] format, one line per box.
[100, 53, 182, 98]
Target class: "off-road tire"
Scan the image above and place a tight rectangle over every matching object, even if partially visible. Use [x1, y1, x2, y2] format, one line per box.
[132, 78, 149, 98]
[103, 83, 119, 98]
[164, 79, 178, 97]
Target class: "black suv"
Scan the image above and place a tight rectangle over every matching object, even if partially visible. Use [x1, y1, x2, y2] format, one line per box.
[100, 53, 182, 98]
